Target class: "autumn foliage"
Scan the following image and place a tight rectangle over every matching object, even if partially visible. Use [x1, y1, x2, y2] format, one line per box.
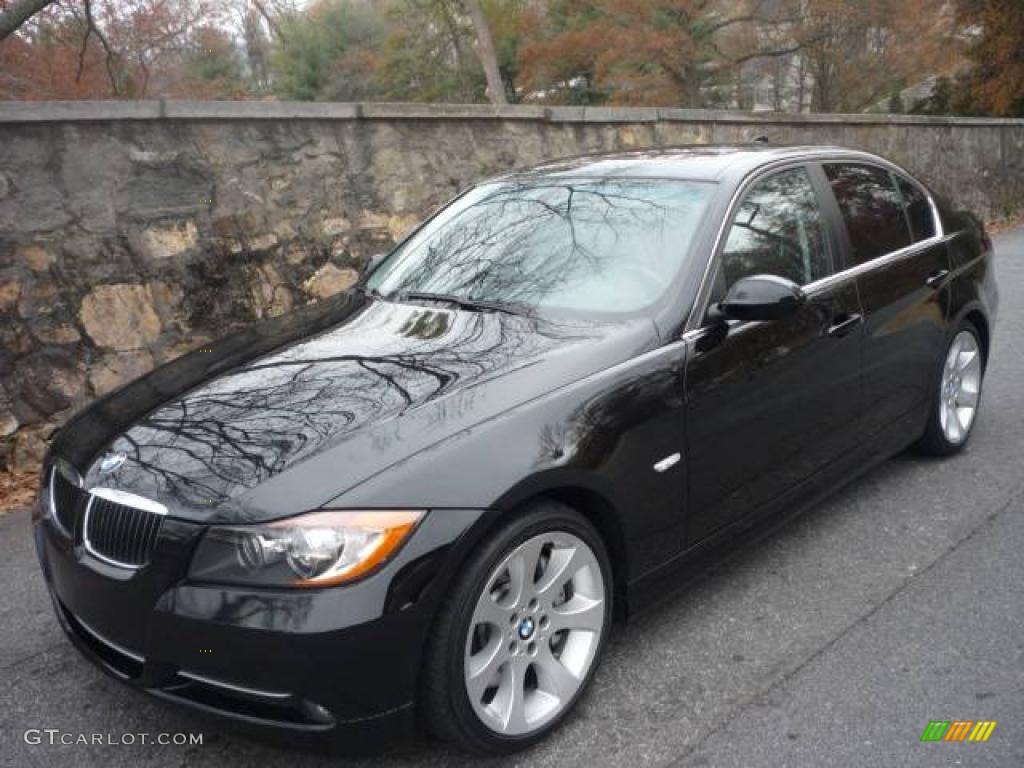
[0, 0, 1020, 116]
[0, 0, 230, 99]
[954, 0, 1024, 116]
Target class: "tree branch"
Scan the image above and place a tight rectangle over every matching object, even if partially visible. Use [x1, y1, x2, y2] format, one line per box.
[81, 0, 120, 95]
[706, 14, 761, 34]
[250, 0, 283, 41]
[0, 0, 57, 41]
[705, 0, 801, 37]
[75, 6, 92, 81]
[731, 42, 805, 65]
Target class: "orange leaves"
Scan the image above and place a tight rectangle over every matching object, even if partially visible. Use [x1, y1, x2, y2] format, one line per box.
[0, 0, 213, 99]
[0, 23, 112, 99]
[518, 0, 744, 106]
[1, 0, 1012, 114]
[956, 0, 1024, 115]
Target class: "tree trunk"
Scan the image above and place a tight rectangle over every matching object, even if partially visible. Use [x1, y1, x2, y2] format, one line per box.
[250, 0, 284, 42]
[0, 0, 57, 41]
[463, 0, 508, 106]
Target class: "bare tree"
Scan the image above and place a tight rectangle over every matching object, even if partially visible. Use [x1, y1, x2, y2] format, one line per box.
[463, 0, 507, 105]
[0, 0, 57, 41]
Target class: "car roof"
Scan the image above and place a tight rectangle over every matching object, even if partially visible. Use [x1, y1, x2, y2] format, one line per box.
[500, 144, 877, 184]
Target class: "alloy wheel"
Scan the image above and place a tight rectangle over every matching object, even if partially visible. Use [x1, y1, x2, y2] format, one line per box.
[939, 330, 983, 445]
[463, 531, 606, 736]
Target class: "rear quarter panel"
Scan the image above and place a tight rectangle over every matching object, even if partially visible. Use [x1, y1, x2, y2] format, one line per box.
[941, 205, 998, 339]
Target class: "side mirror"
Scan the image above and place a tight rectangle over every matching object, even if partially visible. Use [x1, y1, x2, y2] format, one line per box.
[714, 274, 806, 323]
[366, 252, 388, 274]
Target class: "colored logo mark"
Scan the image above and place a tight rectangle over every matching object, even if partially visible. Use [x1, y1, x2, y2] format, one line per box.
[920, 720, 997, 742]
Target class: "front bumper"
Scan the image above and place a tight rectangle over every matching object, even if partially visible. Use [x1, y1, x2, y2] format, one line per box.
[33, 505, 484, 751]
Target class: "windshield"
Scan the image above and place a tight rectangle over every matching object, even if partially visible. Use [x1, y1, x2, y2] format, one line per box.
[366, 178, 713, 315]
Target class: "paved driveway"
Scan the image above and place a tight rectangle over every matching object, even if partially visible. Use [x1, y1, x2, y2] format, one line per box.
[2, 229, 1023, 768]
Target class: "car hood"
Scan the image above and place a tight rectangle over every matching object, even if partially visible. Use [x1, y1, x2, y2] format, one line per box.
[52, 293, 656, 523]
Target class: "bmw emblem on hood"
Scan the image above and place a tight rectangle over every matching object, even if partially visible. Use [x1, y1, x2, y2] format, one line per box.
[98, 451, 127, 474]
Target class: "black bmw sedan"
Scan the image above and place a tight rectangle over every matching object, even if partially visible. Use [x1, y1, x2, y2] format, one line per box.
[34, 145, 997, 754]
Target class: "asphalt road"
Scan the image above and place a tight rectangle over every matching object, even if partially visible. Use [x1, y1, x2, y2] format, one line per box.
[2, 228, 1022, 768]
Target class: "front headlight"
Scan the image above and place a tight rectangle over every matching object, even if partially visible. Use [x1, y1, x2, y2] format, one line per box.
[188, 510, 425, 588]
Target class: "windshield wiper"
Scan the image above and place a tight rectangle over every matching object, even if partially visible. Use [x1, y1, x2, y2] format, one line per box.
[393, 291, 527, 316]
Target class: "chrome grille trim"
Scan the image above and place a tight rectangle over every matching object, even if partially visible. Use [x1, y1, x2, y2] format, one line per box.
[48, 468, 70, 537]
[48, 463, 84, 537]
[89, 487, 169, 516]
[82, 487, 167, 569]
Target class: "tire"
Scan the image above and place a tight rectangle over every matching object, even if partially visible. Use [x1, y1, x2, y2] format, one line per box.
[916, 320, 985, 456]
[420, 500, 612, 754]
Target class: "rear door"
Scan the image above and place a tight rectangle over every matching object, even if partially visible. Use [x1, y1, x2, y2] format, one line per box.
[683, 164, 864, 544]
[821, 163, 951, 442]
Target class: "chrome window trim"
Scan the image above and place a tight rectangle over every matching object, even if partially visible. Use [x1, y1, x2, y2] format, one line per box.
[802, 232, 958, 296]
[82, 487, 168, 570]
[681, 231, 959, 346]
[683, 150, 948, 335]
[889, 167, 944, 243]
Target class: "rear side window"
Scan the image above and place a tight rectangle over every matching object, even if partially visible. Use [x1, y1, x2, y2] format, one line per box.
[824, 163, 912, 263]
[895, 174, 937, 242]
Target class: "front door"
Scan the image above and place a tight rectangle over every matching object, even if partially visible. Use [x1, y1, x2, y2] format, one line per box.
[684, 165, 864, 544]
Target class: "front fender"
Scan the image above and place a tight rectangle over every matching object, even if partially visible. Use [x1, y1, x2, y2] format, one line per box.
[332, 341, 690, 583]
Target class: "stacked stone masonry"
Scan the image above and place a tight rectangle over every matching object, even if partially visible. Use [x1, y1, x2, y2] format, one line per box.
[1, 101, 1022, 471]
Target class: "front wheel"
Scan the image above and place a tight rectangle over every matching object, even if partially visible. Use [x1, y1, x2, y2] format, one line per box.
[917, 323, 985, 455]
[421, 502, 612, 754]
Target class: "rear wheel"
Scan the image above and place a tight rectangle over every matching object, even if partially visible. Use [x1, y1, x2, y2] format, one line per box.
[917, 323, 984, 455]
[421, 501, 611, 754]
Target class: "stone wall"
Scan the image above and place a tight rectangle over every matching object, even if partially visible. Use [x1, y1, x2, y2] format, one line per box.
[1, 101, 1023, 472]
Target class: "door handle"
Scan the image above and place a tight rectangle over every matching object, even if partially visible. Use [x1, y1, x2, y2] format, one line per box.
[826, 313, 863, 338]
[926, 269, 950, 289]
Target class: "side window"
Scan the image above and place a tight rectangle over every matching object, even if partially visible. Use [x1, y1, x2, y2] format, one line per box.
[718, 167, 831, 294]
[895, 174, 937, 242]
[824, 163, 912, 263]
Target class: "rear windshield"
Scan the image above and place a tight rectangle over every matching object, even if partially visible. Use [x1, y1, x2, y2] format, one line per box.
[367, 178, 713, 315]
